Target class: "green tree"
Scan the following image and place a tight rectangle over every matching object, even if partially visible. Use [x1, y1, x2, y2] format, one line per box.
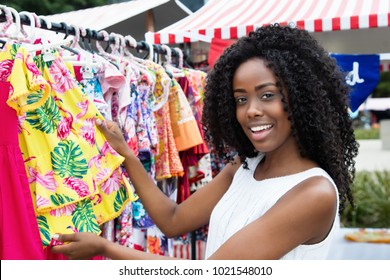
[2, 0, 107, 15]
[372, 72, 390, 98]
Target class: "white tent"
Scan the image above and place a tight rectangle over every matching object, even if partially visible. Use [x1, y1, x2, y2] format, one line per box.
[43, 0, 190, 42]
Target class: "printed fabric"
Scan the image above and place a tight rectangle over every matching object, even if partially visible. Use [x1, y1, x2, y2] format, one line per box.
[6, 44, 136, 247]
[0, 50, 44, 259]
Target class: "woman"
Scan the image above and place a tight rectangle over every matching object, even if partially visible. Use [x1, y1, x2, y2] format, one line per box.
[51, 24, 359, 260]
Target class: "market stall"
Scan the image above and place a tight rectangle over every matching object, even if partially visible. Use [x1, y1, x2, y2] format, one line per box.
[147, 0, 390, 53]
[147, 0, 390, 111]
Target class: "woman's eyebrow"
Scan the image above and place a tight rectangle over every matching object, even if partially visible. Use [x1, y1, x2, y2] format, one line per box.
[233, 82, 277, 93]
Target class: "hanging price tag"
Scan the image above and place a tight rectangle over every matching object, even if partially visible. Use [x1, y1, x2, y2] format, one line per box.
[42, 45, 55, 62]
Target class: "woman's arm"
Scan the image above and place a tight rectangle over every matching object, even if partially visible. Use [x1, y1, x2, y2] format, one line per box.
[207, 176, 338, 259]
[50, 232, 176, 260]
[51, 175, 336, 260]
[50, 120, 240, 260]
[96, 119, 239, 237]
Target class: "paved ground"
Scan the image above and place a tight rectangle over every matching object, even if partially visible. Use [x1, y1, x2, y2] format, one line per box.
[355, 140, 390, 171]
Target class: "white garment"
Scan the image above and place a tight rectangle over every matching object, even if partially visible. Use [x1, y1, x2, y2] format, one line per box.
[205, 154, 340, 259]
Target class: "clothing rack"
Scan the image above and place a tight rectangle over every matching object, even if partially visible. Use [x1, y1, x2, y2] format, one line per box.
[0, 5, 200, 260]
[0, 6, 186, 59]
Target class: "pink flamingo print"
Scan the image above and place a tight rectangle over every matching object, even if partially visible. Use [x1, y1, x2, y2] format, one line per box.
[87, 141, 119, 169]
[25, 54, 42, 78]
[17, 113, 31, 135]
[100, 141, 119, 156]
[57, 107, 74, 140]
[76, 99, 89, 120]
[49, 57, 77, 94]
[100, 168, 122, 195]
[95, 168, 110, 184]
[88, 154, 102, 169]
[24, 156, 36, 163]
[27, 167, 58, 192]
[49, 204, 76, 217]
[35, 194, 50, 208]
[63, 177, 90, 197]
[80, 117, 96, 146]
[0, 59, 14, 82]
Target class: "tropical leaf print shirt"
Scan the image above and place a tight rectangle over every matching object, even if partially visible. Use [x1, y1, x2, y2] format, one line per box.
[5, 44, 136, 247]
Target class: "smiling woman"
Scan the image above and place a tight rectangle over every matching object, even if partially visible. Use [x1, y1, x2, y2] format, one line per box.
[50, 24, 359, 260]
[232, 59, 290, 154]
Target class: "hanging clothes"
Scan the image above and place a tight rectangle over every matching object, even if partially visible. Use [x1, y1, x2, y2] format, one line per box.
[5, 43, 136, 248]
[0, 50, 44, 259]
[0, 4, 215, 259]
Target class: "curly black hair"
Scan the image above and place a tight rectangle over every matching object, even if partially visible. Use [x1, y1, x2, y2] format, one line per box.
[202, 24, 359, 212]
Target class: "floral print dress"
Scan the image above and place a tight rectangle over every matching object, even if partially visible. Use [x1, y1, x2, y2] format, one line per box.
[5, 44, 136, 247]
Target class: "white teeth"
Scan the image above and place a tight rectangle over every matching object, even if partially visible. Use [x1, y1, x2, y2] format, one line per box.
[250, 124, 272, 132]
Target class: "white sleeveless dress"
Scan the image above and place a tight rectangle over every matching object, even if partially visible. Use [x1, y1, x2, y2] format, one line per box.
[205, 154, 340, 259]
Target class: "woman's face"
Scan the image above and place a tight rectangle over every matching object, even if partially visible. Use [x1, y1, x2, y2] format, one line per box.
[233, 58, 294, 153]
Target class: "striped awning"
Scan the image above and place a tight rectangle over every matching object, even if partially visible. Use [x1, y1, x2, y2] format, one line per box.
[148, 0, 390, 44]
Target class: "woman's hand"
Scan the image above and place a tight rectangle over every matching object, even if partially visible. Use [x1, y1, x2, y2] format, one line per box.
[50, 232, 107, 260]
[96, 119, 133, 158]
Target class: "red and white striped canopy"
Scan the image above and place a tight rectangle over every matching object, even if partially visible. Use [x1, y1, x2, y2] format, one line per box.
[149, 0, 390, 44]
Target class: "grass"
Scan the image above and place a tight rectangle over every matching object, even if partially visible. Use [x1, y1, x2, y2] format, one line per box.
[340, 170, 390, 228]
[354, 127, 380, 139]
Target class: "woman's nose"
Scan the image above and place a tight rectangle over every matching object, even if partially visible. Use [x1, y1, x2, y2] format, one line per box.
[246, 98, 264, 118]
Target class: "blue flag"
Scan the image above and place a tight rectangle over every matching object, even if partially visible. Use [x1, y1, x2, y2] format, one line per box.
[330, 54, 380, 112]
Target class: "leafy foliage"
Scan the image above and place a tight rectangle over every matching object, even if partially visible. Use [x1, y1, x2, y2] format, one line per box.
[26, 94, 61, 134]
[72, 200, 100, 232]
[372, 72, 390, 98]
[51, 140, 88, 178]
[50, 193, 74, 206]
[341, 171, 390, 228]
[37, 215, 51, 246]
[114, 185, 129, 212]
[2, 0, 107, 16]
[33, 55, 54, 72]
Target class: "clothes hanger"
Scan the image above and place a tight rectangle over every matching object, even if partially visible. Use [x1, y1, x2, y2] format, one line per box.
[173, 47, 184, 69]
[37, 15, 51, 30]
[61, 24, 101, 77]
[144, 40, 154, 61]
[26, 20, 73, 55]
[95, 29, 110, 55]
[124, 35, 137, 53]
[85, 28, 96, 54]
[0, 6, 14, 47]
[78, 25, 88, 52]
[95, 30, 120, 70]
[113, 32, 146, 81]
[0, 5, 23, 42]
[18, 11, 37, 43]
[60, 23, 81, 56]
[161, 44, 184, 78]
[135, 41, 150, 60]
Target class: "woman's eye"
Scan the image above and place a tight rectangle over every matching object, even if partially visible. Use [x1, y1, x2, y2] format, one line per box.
[235, 97, 247, 104]
[261, 92, 275, 100]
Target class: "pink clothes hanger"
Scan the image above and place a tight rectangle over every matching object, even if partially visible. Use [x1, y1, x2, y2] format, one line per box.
[0, 5, 22, 41]
[19, 11, 37, 43]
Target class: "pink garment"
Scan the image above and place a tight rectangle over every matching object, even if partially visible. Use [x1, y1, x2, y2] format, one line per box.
[98, 62, 125, 98]
[0, 81, 44, 260]
[96, 62, 129, 125]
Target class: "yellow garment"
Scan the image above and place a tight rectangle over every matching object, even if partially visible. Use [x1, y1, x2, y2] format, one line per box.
[6, 44, 136, 246]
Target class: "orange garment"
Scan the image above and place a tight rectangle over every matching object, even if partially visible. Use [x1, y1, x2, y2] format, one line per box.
[168, 79, 203, 151]
[154, 100, 184, 180]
